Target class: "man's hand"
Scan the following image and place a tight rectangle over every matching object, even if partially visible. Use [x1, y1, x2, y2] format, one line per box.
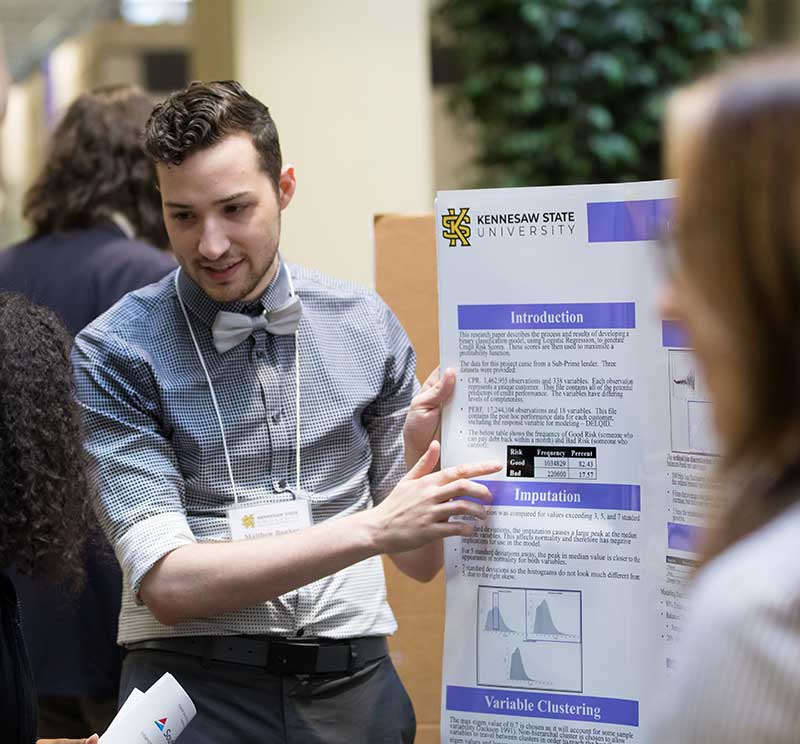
[403, 367, 456, 469]
[38, 736, 99, 744]
[369, 440, 501, 554]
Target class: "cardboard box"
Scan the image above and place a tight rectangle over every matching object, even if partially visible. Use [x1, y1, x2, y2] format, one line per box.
[373, 213, 439, 380]
[374, 213, 443, 744]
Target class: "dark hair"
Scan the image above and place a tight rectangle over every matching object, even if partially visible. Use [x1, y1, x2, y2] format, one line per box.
[143, 80, 282, 191]
[666, 52, 800, 564]
[0, 293, 92, 586]
[23, 84, 168, 249]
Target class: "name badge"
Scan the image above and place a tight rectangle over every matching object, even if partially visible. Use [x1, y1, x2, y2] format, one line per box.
[228, 499, 312, 541]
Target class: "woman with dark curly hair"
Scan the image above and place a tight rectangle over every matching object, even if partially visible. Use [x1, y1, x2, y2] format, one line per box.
[0, 83, 175, 737]
[0, 292, 99, 744]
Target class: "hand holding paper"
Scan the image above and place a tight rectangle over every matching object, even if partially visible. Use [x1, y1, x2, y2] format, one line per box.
[403, 366, 457, 468]
[100, 673, 196, 744]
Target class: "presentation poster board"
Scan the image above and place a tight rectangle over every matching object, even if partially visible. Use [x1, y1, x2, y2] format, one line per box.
[435, 182, 716, 744]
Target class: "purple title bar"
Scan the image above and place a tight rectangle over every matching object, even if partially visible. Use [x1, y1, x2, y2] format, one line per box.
[661, 320, 690, 349]
[587, 198, 674, 243]
[667, 522, 705, 552]
[458, 302, 635, 330]
[446, 686, 639, 726]
[477, 480, 641, 512]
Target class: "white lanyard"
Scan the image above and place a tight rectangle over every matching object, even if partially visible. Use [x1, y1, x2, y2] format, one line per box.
[174, 263, 301, 506]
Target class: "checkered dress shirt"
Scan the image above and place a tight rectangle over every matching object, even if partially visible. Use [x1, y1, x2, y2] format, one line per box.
[72, 260, 417, 644]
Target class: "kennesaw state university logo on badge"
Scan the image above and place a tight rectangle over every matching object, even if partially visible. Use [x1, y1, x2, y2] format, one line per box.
[441, 207, 471, 247]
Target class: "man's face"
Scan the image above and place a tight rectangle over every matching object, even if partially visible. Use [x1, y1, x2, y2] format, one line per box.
[158, 132, 295, 303]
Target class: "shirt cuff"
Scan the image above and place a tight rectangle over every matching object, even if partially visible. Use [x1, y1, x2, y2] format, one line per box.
[115, 512, 197, 604]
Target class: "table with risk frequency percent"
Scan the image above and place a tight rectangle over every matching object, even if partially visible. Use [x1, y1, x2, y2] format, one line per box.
[506, 446, 597, 481]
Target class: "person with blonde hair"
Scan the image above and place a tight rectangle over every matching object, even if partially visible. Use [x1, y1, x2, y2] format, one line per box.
[650, 52, 800, 743]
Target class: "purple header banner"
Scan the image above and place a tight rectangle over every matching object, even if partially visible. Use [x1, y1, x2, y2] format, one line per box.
[446, 686, 639, 727]
[667, 521, 705, 552]
[477, 480, 641, 512]
[661, 320, 690, 349]
[587, 198, 674, 243]
[458, 302, 635, 330]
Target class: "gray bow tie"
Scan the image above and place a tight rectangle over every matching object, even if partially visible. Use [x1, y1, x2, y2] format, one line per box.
[212, 296, 303, 353]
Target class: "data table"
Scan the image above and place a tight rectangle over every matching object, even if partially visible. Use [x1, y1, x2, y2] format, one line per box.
[506, 445, 597, 481]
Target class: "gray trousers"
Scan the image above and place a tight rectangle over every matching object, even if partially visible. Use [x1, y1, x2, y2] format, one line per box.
[120, 647, 416, 743]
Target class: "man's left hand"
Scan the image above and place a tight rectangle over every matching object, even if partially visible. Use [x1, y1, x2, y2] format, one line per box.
[403, 366, 456, 470]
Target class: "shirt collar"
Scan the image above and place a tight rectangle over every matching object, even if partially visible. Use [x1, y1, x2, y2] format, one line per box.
[108, 211, 137, 239]
[176, 256, 292, 328]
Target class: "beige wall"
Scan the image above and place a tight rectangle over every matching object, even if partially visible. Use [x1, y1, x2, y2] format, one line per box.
[0, 20, 188, 246]
[191, 0, 235, 81]
[231, 0, 433, 287]
[0, 73, 46, 244]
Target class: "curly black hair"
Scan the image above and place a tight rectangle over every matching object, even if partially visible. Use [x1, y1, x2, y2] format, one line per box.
[23, 84, 169, 250]
[0, 293, 92, 586]
[143, 80, 282, 192]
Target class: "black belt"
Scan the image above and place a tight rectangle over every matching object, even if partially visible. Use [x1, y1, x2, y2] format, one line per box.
[125, 635, 387, 675]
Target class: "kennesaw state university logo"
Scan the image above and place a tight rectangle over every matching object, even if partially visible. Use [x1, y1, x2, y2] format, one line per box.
[441, 207, 471, 247]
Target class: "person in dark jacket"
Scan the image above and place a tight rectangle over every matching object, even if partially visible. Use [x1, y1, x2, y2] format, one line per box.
[0, 292, 99, 744]
[0, 84, 175, 738]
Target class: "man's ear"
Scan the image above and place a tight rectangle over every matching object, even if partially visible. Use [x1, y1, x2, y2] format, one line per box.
[277, 165, 296, 210]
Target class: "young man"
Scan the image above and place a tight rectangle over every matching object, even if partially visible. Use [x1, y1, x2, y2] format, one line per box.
[73, 81, 498, 743]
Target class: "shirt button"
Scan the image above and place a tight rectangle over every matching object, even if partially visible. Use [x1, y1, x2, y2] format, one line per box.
[276, 479, 287, 490]
[271, 411, 280, 423]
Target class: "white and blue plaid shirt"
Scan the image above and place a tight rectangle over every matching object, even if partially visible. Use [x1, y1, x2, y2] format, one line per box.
[72, 260, 416, 644]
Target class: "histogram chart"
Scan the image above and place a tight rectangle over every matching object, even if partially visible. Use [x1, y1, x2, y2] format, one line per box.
[477, 586, 583, 693]
[526, 589, 581, 642]
[668, 349, 719, 456]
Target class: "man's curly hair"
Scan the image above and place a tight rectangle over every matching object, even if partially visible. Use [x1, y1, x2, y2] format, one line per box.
[0, 293, 92, 586]
[143, 80, 282, 192]
[23, 84, 169, 249]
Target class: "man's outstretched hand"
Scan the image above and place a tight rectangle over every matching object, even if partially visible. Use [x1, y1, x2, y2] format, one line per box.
[403, 366, 456, 469]
[370, 440, 501, 556]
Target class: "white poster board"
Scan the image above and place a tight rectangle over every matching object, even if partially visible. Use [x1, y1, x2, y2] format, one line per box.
[436, 181, 717, 743]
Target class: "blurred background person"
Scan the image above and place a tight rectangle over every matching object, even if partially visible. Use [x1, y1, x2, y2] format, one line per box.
[0, 84, 175, 739]
[650, 52, 800, 743]
[0, 292, 99, 744]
